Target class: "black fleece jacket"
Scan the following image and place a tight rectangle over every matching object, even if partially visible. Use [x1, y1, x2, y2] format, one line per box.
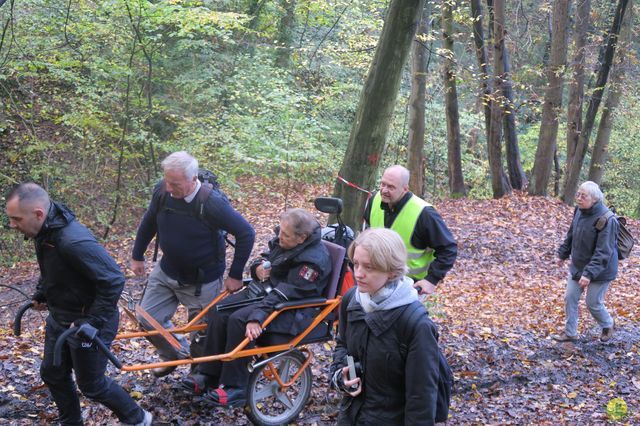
[33, 202, 124, 328]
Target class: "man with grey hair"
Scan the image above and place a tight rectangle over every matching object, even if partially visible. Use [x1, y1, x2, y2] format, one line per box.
[363, 165, 457, 296]
[554, 181, 618, 343]
[131, 151, 255, 376]
[5, 183, 151, 425]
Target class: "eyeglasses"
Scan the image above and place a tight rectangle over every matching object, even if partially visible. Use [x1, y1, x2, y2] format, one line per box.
[575, 192, 589, 199]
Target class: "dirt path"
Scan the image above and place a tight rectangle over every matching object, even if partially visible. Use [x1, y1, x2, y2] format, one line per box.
[1, 183, 639, 424]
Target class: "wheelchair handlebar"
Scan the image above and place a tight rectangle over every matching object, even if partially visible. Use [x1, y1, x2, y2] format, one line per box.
[13, 301, 33, 337]
[53, 326, 123, 370]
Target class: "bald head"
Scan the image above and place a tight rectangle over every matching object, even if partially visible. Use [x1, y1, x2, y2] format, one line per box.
[380, 165, 410, 206]
[6, 183, 51, 238]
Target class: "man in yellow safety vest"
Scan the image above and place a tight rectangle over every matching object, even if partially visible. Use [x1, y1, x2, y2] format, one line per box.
[363, 165, 457, 296]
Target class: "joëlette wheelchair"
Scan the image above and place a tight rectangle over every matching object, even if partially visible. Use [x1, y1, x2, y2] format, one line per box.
[13, 197, 352, 426]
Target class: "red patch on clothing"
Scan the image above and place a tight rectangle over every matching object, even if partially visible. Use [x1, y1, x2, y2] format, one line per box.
[299, 265, 319, 282]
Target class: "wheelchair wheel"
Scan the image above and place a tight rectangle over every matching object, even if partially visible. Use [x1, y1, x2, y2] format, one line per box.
[246, 349, 312, 426]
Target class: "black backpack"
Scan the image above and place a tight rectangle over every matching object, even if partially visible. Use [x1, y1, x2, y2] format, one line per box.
[398, 301, 453, 423]
[596, 210, 635, 260]
[152, 168, 230, 262]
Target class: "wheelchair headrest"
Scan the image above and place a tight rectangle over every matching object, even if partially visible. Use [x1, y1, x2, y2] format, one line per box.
[322, 240, 346, 299]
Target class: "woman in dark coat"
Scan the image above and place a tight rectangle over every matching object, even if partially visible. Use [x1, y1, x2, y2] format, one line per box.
[331, 228, 442, 425]
[554, 181, 618, 343]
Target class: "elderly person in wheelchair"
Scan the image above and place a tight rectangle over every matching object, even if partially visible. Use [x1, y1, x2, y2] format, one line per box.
[181, 208, 332, 407]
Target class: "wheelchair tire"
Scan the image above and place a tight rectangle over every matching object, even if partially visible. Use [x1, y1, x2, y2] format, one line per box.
[246, 349, 312, 426]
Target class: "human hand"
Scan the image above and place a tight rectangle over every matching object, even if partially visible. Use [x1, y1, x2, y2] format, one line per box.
[414, 279, 436, 297]
[578, 276, 590, 288]
[224, 277, 243, 292]
[341, 366, 362, 396]
[245, 321, 262, 341]
[31, 301, 48, 311]
[131, 259, 146, 277]
[256, 263, 271, 282]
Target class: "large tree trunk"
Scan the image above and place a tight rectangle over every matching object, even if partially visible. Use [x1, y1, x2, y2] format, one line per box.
[442, 0, 466, 196]
[562, 0, 629, 202]
[334, 0, 425, 230]
[487, 0, 511, 198]
[407, 3, 432, 197]
[588, 1, 633, 184]
[470, 0, 492, 143]
[566, 0, 591, 168]
[529, 0, 571, 196]
[275, 0, 297, 68]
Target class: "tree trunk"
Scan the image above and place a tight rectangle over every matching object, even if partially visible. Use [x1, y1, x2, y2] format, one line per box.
[407, 2, 432, 197]
[275, 0, 297, 68]
[334, 0, 425, 230]
[562, 0, 629, 202]
[488, 0, 511, 198]
[566, 0, 591, 168]
[588, 0, 633, 184]
[529, 0, 571, 196]
[470, 0, 492, 143]
[499, 31, 527, 190]
[442, 0, 465, 196]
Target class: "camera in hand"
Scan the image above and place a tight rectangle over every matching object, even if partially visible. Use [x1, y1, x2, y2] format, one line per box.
[346, 355, 363, 391]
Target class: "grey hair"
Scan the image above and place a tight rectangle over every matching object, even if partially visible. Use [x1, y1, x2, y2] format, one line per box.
[161, 151, 198, 180]
[579, 181, 604, 203]
[385, 165, 410, 187]
[280, 208, 319, 238]
[7, 182, 51, 211]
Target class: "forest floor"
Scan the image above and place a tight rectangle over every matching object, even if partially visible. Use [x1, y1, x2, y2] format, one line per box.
[0, 178, 639, 425]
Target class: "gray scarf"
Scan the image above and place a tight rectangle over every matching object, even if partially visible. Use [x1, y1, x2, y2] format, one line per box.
[355, 276, 418, 313]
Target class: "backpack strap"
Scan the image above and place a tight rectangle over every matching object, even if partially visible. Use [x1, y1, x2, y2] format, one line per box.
[398, 301, 426, 360]
[595, 210, 615, 231]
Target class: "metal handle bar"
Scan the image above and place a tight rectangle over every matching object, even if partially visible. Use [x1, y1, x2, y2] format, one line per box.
[53, 326, 123, 369]
[13, 301, 33, 336]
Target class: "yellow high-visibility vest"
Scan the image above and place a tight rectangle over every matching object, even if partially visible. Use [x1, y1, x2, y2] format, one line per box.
[369, 192, 435, 280]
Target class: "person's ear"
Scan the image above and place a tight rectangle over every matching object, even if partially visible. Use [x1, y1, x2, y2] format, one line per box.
[34, 208, 46, 220]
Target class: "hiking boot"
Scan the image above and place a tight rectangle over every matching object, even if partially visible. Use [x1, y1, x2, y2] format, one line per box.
[181, 373, 215, 396]
[152, 365, 177, 378]
[205, 386, 246, 407]
[552, 332, 578, 342]
[601, 320, 615, 342]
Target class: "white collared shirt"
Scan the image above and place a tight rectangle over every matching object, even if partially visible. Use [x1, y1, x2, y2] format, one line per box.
[183, 179, 201, 203]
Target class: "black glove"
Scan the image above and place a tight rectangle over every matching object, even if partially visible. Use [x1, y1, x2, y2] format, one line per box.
[32, 292, 46, 304]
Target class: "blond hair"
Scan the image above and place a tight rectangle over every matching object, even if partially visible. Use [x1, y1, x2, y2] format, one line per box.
[348, 228, 408, 279]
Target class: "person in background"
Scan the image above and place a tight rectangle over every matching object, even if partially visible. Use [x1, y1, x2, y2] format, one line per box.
[554, 181, 618, 343]
[5, 183, 152, 426]
[363, 165, 457, 297]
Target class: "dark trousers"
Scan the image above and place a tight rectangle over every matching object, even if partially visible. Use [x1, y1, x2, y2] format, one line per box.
[40, 311, 144, 426]
[198, 290, 257, 388]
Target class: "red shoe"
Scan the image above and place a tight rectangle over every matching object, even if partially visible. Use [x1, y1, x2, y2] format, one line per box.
[205, 386, 246, 407]
[181, 373, 214, 396]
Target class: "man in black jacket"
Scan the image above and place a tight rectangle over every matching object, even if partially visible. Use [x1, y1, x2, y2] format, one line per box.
[5, 183, 151, 426]
[363, 165, 457, 296]
[181, 208, 332, 407]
